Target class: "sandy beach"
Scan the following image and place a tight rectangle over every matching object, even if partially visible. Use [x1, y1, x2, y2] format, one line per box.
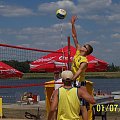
[2, 101, 47, 120]
[2, 101, 120, 120]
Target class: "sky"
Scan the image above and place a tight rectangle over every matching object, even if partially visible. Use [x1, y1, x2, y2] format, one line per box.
[0, 0, 120, 66]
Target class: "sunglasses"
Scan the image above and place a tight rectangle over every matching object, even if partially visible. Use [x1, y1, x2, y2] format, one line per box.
[83, 45, 88, 52]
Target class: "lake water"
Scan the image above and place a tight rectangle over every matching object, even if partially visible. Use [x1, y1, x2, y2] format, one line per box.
[0, 78, 120, 103]
[91, 78, 120, 92]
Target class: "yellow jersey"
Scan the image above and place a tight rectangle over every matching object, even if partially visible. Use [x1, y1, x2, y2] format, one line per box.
[72, 50, 88, 82]
[57, 87, 80, 120]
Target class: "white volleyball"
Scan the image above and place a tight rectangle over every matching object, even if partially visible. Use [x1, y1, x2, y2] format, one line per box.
[56, 9, 67, 19]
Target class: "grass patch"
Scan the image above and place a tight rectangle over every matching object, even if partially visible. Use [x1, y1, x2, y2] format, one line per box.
[21, 72, 120, 79]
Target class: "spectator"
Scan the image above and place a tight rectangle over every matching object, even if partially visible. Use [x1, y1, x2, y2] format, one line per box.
[21, 92, 34, 105]
[54, 71, 63, 90]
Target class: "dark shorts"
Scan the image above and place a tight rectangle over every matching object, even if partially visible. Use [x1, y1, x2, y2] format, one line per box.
[73, 80, 90, 110]
[73, 80, 86, 88]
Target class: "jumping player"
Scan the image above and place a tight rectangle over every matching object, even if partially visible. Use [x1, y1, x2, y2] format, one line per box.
[71, 16, 93, 120]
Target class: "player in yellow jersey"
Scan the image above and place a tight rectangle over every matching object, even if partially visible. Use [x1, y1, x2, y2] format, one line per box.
[47, 70, 96, 120]
[71, 16, 93, 120]
[71, 15, 93, 86]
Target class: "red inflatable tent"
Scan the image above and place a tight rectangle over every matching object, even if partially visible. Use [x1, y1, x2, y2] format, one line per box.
[30, 46, 108, 72]
[0, 61, 23, 78]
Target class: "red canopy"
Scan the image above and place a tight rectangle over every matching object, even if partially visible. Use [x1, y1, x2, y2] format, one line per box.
[0, 61, 23, 78]
[30, 46, 108, 72]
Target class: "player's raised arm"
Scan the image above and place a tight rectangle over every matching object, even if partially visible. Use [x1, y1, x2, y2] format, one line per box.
[71, 16, 80, 50]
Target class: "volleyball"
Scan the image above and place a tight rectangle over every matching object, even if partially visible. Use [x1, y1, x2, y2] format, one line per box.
[56, 9, 67, 19]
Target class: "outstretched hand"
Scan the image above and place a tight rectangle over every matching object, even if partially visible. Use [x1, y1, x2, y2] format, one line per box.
[71, 16, 77, 24]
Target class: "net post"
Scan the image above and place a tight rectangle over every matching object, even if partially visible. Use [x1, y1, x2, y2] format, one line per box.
[68, 36, 71, 70]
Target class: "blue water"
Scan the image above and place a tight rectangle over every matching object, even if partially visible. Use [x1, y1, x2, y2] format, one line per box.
[91, 78, 120, 93]
[0, 78, 120, 103]
[0, 78, 51, 103]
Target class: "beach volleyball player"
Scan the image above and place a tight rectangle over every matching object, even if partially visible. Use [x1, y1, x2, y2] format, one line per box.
[71, 16, 93, 120]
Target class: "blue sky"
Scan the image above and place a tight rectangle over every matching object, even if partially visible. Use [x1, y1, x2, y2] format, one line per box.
[0, 0, 120, 65]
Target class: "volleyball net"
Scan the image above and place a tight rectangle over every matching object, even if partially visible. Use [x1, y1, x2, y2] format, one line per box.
[0, 36, 71, 76]
[0, 43, 62, 62]
[0, 38, 71, 103]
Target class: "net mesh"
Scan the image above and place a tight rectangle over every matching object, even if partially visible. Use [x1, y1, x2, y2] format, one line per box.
[0, 43, 65, 103]
[0, 44, 58, 62]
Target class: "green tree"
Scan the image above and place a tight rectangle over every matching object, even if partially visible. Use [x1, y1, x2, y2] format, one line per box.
[2, 60, 30, 73]
[107, 63, 120, 72]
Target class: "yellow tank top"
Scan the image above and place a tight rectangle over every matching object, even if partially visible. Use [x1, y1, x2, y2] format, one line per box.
[72, 50, 88, 82]
[57, 87, 80, 120]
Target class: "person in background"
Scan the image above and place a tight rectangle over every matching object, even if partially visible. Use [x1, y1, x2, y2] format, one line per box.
[27, 92, 34, 104]
[21, 92, 28, 103]
[54, 71, 60, 81]
[54, 71, 63, 90]
[71, 15, 93, 120]
[48, 70, 96, 120]
[21, 92, 34, 105]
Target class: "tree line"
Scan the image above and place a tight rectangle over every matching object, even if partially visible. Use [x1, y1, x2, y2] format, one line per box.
[2, 60, 30, 73]
[2, 60, 120, 73]
[107, 63, 120, 72]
